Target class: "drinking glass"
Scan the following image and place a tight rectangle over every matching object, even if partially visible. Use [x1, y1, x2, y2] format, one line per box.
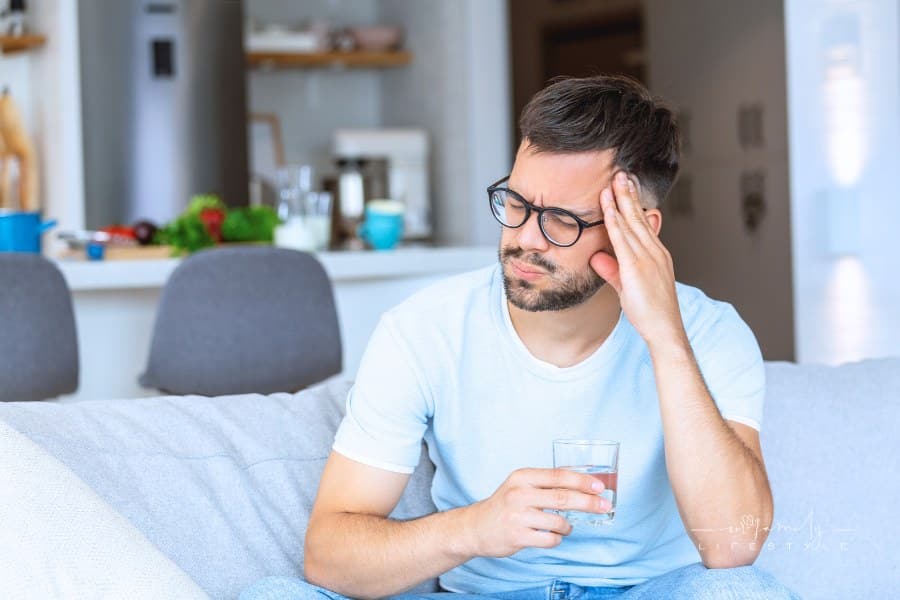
[276, 164, 314, 222]
[552, 439, 620, 526]
[304, 191, 333, 251]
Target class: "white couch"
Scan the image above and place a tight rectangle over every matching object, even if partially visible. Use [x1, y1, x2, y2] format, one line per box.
[1, 360, 898, 599]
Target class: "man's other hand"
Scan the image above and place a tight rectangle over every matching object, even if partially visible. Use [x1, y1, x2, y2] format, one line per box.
[462, 468, 612, 558]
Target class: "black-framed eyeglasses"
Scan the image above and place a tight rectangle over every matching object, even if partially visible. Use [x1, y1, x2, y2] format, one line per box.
[487, 175, 608, 247]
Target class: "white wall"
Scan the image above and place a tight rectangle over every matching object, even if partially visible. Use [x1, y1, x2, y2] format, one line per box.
[245, 0, 384, 180]
[786, 0, 900, 364]
[379, 0, 510, 246]
[463, 0, 511, 247]
[31, 0, 86, 244]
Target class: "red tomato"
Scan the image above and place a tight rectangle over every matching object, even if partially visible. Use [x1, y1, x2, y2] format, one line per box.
[199, 208, 226, 242]
[101, 225, 137, 240]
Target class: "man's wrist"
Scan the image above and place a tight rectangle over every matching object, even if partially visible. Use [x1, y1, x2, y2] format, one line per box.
[645, 326, 692, 363]
[445, 503, 481, 561]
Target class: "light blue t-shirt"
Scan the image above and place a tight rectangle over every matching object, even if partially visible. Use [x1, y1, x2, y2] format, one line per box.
[333, 264, 765, 593]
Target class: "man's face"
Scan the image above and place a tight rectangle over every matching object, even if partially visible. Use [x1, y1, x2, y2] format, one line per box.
[500, 142, 618, 312]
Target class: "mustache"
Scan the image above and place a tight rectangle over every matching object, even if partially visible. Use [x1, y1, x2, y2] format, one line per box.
[500, 246, 558, 274]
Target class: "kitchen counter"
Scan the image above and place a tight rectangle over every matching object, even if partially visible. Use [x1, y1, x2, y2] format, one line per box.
[54, 245, 497, 291]
[54, 245, 497, 402]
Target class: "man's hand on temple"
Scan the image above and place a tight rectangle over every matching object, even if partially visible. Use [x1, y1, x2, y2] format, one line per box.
[590, 170, 685, 347]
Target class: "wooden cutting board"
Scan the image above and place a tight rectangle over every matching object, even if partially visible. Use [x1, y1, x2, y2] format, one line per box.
[58, 242, 274, 261]
[58, 245, 177, 261]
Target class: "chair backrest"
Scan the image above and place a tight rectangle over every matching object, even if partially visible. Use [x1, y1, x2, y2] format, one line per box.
[139, 247, 342, 396]
[0, 254, 79, 402]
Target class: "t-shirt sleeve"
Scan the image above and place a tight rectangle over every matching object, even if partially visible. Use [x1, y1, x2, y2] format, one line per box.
[691, 303, 766, 431]
[332, 314, 432, 474]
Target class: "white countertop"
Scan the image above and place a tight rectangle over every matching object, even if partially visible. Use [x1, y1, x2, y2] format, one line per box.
[54, 245, 498, 291]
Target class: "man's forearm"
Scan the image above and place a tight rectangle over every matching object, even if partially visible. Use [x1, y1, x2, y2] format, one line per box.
[304, 506, 475, 599]
[648, 331, 773, 567]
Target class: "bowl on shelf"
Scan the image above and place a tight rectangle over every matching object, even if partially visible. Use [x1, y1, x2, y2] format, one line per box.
[348, 25, 403, 51]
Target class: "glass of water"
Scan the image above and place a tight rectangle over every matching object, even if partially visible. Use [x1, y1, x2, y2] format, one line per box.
[552, 439, 620, 526]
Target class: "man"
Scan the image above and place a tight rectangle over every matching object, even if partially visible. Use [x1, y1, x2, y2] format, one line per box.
[242, 75, 798, 599]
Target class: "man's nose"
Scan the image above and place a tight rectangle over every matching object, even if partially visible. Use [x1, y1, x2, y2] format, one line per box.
[515, 210, 550, 252]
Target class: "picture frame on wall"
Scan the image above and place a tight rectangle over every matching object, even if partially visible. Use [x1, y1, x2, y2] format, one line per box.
[248, 112, 286, 183]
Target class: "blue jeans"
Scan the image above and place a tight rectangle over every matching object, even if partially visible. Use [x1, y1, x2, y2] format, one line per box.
[239, 563, 801, 600]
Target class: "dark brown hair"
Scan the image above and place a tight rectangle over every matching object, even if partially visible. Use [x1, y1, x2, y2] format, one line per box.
[519, 74, 680, 205]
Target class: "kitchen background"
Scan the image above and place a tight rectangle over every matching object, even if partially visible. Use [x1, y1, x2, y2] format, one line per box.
[1, 0, 898, 375]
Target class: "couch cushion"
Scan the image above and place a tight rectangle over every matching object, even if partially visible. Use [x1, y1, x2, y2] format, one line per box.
[0, 377, 438, 599]
[757, 359, 900, 597]
[0, 420, 207, 599]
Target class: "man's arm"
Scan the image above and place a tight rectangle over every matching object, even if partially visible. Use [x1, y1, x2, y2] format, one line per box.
[590, 171, 773, 568]
[304, 452, 610, 599]
[304, 451, 474, 599]
[648, 333, 773, 567]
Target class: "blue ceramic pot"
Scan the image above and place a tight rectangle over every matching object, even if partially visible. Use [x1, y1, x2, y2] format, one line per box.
[0, 211, 57, 253]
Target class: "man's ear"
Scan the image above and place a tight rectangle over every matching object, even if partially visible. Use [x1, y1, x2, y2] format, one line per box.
[645, 209, 663, 236]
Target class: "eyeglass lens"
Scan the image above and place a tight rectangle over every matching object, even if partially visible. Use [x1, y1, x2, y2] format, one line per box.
[490, 189, 582, 246]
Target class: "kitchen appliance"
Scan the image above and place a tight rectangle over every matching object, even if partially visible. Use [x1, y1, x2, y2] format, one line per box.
[324, 158, 371, 250]
[0, 210, 56, 253]
[333, 129, 430, 240]
[78, 0, 248, 229]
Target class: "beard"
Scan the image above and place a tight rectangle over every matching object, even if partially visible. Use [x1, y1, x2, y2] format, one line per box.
[499, 245, 607, 312]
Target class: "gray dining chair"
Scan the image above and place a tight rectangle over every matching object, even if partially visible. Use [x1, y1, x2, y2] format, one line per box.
[0, 254, 79, 402]
[139, 247, 342, 396]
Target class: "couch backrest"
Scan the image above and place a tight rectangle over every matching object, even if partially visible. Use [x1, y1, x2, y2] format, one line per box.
[757, 359, 900, 597]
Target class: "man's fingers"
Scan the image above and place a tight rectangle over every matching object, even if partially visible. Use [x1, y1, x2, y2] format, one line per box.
[601, 188, 637, 257]
[527, 529, 565, 549]
[514, 467, 605, 495]
[526, 509, 573, 536]
[609, 173, 672, 263]
[612, 171, 655, 243]
[531, 488, 611, 514]
[613, 171, 645, 219]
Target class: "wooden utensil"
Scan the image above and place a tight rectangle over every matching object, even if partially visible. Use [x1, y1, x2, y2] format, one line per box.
[0, 125, 8, 209]
[0, 88, 39, 211]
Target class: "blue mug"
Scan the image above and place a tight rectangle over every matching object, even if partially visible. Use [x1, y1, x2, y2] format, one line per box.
[0, 211, 57, 253]
[357, 201, 404, 251]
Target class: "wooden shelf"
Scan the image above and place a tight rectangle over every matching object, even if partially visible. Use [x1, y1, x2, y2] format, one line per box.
[247, 50, 411, 69]
[0, 34, 46, 55]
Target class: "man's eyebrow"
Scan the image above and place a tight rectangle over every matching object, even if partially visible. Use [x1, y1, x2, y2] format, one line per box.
[562, 205, 605, 221]
[508, 180, 600, 219]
